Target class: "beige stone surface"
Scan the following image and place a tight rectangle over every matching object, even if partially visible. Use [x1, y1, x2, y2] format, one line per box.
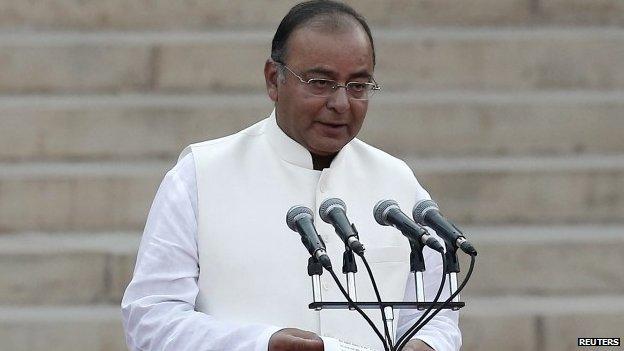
[0, 251, 108, 304]
[457, 227, 624, 296]
[461, 295, 624, 351]
[374, 29, 624, 92]
[107, 252, 137, 304]
[155, 29, 624, 92]
[0, 44, 151, 93]
[412, 160, 624, 224]
[153, 29, 624, 93]
[0, 100, 282, 160]
[539, 0, 624, 26]
[0, 0, 537, 30]
[3, 29, 622, 93]
[0, 0, 288, 30]
[3, 0, 622, 29]
[2, 92, 623, 161]
[460, 314, 537, 351]
[0, 306, 126, 351]
[542, 313, 624, 351]
[380, 0, 533, 27]
[156, 39, 270, 92]
[0, 164, 166, 232]
[0, 234, 139, 305]
[365, 92, 624, 157]
[0, 98, 269, 161]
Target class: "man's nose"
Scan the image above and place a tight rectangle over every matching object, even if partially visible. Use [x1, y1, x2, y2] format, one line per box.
[326, 86, 350, 114]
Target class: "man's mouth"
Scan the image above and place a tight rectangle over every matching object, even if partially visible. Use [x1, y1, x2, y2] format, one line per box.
[315, 121, 348, 137]
[317, 122, 347, 128]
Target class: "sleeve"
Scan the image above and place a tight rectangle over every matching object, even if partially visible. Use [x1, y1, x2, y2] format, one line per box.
[121, 153, 281, 351]
[396, 246, 462, 351]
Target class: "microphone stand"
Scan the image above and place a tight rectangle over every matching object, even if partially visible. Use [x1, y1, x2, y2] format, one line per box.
[408, 239, 427, 310]
[343, 248, 358, 309]
[307, 257, 324, 310]
[292, 209, 468, 350]
[342, 224, 360, 309]
[443, 240, 461, 309]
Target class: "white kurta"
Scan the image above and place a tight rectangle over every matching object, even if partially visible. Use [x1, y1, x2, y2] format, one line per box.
[122, 111, 461, 351]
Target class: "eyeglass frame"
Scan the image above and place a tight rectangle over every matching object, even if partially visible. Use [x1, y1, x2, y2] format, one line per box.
[275, 61, 381, 100]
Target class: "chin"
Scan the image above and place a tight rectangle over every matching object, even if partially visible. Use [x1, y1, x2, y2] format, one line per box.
[306, 135, 350, 156]
[310, 144, 345, 156]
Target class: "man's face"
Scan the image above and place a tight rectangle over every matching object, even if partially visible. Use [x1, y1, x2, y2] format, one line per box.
[266, 24, 374, 157]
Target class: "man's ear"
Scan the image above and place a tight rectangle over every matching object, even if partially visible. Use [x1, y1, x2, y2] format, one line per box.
[264, 59, 279, 102]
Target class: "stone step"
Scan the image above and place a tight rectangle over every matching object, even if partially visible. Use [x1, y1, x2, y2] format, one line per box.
[1, 28, 624, 93]
[0, 162, 166, 233]
[411, 155, 624, 224]
[0, 227, 622, 305]
[1, 295, 623, 351]
[0, 233, 138, 306]
[2, 91, 624, 161]
[0, 0, 622, 30]
[457, 226, 624, 297]
[0, 157, 622, 232]
[0, 306, 126, 351]
[460, 295, 624, 351]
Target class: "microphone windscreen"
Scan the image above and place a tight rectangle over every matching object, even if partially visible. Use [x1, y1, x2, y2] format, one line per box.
[319, 198, 346, 223]
[286, 205, 313, 231]
[373, 199, 399, 226]
[413, 199, 439, 224]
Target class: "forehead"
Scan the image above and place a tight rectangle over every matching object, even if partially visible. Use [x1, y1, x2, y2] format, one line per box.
[285, 25, 374, 78]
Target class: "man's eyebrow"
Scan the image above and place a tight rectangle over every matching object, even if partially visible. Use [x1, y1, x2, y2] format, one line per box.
[303, 67, 373, 80]
[302, 67, 335, 77]
[349, 69, 373, 80]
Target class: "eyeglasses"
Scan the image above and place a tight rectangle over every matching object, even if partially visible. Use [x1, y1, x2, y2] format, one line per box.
[277, 62, 381, 100]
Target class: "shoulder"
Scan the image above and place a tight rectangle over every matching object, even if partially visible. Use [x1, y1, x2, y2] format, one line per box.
[170, 151, 196, 189]
[178, 118, 266, 162]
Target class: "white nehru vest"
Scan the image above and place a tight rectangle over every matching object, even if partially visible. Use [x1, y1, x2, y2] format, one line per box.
[179, 111, 431, 349]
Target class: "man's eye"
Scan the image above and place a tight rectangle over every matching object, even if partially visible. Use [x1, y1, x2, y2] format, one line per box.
[348, 83, 367, 92]
[310, 80, 332, 89]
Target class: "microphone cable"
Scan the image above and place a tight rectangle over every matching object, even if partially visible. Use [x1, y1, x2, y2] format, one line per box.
[327, 267, 391, 351]
[359, 254, 395, 350]
[396, 254, 476, 351]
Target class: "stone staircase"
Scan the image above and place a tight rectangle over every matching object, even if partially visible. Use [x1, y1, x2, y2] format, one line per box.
[0, 1, 623, 350]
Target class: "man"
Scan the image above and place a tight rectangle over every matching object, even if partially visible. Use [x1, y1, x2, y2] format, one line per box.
[122, 1, 461, 350]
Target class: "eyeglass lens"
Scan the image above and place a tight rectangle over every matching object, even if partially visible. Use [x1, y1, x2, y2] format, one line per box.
[306, 79, 375, 100]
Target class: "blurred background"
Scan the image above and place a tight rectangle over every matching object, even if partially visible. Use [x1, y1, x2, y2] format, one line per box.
[0, 1, 623, 350]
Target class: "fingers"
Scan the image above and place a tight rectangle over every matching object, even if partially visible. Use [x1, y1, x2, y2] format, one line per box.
[269, 328, 324, 351]
[292, 337, 324, 351]
[285, 328, 321, 340]
[402, 339, 435, 351]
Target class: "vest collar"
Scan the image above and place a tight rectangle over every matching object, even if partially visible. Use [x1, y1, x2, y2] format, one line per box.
[265, 109, 352, 171]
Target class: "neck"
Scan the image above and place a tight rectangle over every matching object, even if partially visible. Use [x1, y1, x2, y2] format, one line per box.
[311, 153, 336, 170]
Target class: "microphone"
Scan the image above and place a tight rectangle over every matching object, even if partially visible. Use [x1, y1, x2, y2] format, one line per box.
[319, 198, 365, 255]
[412, 199, 477, 256]
[373, 199, 444, 253]
[286, 206, 333, 269]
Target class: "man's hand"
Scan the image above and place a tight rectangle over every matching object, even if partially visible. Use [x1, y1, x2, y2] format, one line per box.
[402, 339, 435, 351]
[268, 328, 324, 351]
